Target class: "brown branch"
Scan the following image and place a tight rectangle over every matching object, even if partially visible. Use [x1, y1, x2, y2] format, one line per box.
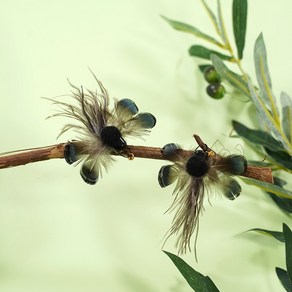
[0, 143, 66, 168]
[0, 142, 273, 183]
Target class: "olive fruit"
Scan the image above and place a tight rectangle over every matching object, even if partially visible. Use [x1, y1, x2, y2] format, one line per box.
[206, 83, 225, 99]
[203, 66, 221, 83]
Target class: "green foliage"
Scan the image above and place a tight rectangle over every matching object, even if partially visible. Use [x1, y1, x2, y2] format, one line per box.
[241, 177, 292, 199]
[276, 224, 292, 291]
[161, 15, 223, 47]
[281, 92, 292, 144]
[284, 225, 292, 280]
[247, 228, 285, 242]
[276, 268, 292, 292]
[189, 45, 232, 61]
[267, 177, 292, 214]
[163, 251, 220, 292]
[211, 55, 250, 97]
[232, 0, 247, 59]
[254, 34, 277, 116]
[232, 121, 284, 151]
[163, 0, 292, 291]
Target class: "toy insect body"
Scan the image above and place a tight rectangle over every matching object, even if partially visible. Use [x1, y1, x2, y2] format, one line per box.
[48, 76, 156, 184]
[158, 135, 247, 254]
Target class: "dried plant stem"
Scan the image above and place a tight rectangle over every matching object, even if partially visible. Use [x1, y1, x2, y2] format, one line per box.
[0, 143, 66, 168]
[0, 142, 273, 183]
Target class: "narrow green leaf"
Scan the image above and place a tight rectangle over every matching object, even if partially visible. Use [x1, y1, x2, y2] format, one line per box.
[232, 120, 284, 151]
[216, 0, 232, 49]
[272, 177, 287, 187]
[248, 228, 284, 242]
[264, 148, 292, 170]
[232, 0, 248, 59]
[198, 64, 212, 73]
[247, 80, 292, 154]
[254, 33, 278, 117]
[240, 177, 292, 199]
[275, 267, 292, 292]
[267, 177, 292, 214]
[200, 0, 220, 36]
[189, 45, 232, 61]
[163, 251, 220, 292]
[281, 91, 292, 143]
[203, 276, 220, 292]
[211, 55, 249, 97]
[283, 224, 292, 283]
[161, 16, 222, 47]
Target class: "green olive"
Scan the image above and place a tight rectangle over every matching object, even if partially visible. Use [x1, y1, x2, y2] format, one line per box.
[206, 83, 225, 99]
[203, 66, 221, 83]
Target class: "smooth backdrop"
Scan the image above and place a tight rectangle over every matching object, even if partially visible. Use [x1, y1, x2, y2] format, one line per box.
[0, 1, 292, 291]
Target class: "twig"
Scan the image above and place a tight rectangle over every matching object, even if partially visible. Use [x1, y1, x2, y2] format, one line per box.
[0, 142, 273, 183]
[0, 143, 66, 168]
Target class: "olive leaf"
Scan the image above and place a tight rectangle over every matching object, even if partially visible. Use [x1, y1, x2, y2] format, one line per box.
[232, 0, 248, 59]
[201, 0, 220, 35]
[240, 177, 292, 199]
[281, 91, 292, 143]
[198, 64, 212, 73]
[211, 55, 249, 97]
[247, 228, 284, 242]
[275, 267, 292, 292]
[254, 33, 278, 117]
[232, 120, 284, 151]
[264, 148, 292, 170]
[161, 16, 222, 47]
[189, 45, 232, 61]
[283, 224, 292, 285]
[267, 177, 292, 214]
[216, 0, 229, 45]
[276, 224, 292, 291]
[247, 80, 292, 154]
[163, 251, 220, 292]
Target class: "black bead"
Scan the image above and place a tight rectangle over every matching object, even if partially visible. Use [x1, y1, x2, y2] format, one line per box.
[186, 151, 209, 178]
[100, 126, 127, 151]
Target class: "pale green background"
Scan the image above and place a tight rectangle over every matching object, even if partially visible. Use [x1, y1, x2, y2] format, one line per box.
[0, 1, 292, 291]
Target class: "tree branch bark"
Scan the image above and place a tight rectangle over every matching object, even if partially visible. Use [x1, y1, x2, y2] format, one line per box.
[0, 142, 273, 183]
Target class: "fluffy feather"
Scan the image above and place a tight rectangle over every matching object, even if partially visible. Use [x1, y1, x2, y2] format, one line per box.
[46, 73, 156, 184]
